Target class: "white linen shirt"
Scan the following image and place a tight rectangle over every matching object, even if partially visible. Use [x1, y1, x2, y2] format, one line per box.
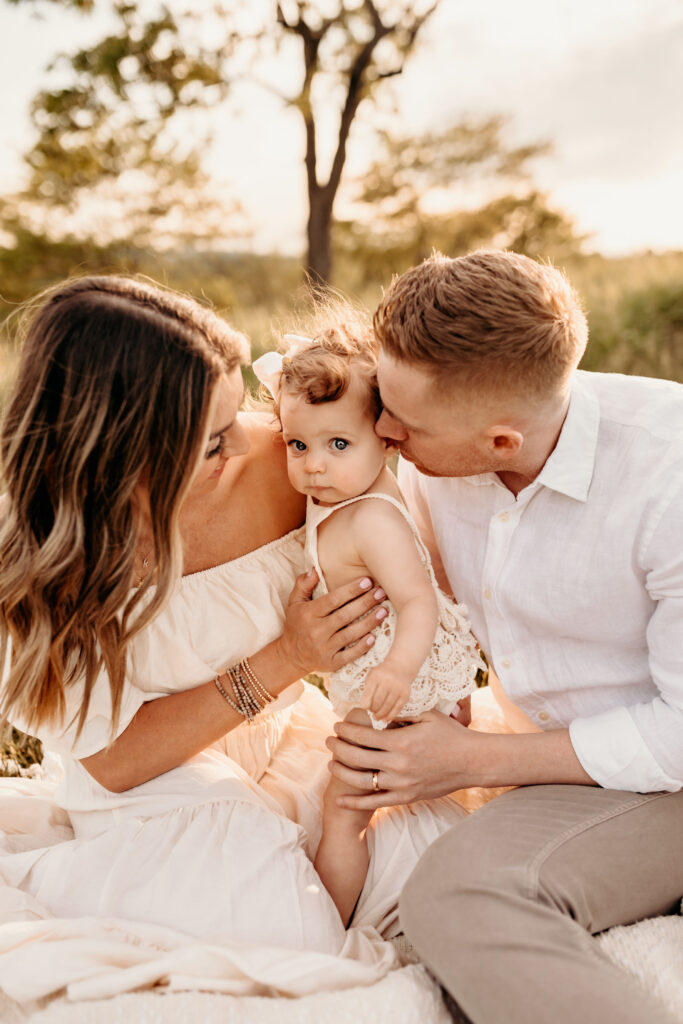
[398, 369, 683, 793]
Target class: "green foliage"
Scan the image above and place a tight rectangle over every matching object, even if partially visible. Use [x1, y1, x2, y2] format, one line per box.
[0, 725, 43, 777]
[572, 253, 683, 382]
[3, 1, 242, 250]
[618, 282, 683, 380]
[334, 118, 584, 288]
[3, 0, 441, 280]
[0, 224, 135, 310]
[0, 239, 302, 343]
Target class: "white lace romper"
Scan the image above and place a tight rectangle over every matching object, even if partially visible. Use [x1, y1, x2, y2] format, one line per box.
[305, 491, 484, 728]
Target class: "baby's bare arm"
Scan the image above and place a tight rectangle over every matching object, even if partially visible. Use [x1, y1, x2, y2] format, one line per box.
[350, 501, 438, 720]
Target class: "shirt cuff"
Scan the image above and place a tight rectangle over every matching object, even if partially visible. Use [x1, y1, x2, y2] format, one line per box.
[569, 706, 681, 793]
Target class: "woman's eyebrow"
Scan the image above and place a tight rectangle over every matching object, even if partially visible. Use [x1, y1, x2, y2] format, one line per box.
[208, 386, 246, 438]
[209, 423, 230, 439]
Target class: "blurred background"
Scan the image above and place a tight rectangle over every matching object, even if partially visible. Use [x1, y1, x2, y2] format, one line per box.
[1, 0, 682, 394]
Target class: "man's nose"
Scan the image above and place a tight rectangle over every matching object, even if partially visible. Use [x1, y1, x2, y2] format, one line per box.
[375, 409, 407, 442]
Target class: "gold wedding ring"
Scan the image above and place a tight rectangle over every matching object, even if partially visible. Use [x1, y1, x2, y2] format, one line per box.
[372, 770, 380, 792]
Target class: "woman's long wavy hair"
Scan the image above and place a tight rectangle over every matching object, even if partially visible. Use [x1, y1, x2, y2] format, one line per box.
[0, 275, 249, 742]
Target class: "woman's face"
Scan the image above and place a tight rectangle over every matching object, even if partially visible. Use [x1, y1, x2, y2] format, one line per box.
[189, 367, 250, 494]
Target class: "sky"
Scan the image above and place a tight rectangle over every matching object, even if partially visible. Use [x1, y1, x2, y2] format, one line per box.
[1, 0, 682, 255]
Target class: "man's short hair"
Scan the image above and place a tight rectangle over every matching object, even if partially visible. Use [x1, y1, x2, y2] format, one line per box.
[373, 250, 588, 398]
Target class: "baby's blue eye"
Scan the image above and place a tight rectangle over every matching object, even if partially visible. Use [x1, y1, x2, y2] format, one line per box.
[331, 438, 349, 451]
[288, 439, 307, 453]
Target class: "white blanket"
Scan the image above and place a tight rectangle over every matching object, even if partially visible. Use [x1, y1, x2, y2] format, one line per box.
[1, 718, 681, 1022]
[0, 916, 681, 1024]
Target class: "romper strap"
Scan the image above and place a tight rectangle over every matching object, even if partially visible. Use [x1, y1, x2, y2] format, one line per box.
[304, 490, 438, 592]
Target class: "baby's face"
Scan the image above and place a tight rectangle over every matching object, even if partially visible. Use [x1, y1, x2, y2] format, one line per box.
[280, 381, 389, 504]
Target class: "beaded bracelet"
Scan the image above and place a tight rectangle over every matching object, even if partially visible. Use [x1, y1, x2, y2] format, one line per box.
[239, 658, 275, 708]
[214, 658, 276, 723]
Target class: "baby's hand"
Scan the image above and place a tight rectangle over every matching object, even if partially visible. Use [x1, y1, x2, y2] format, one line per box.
[361, 664, 412, 725]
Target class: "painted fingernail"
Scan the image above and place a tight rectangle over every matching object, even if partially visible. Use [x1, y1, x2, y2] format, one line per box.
[366, 636, 375, 646]
[359, 577, 372, 589]
[376, 608, 387, 620]
[374, 589, 385, 600]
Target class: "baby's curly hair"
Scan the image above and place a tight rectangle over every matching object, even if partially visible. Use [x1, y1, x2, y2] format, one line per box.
[274, 303, 381, 421]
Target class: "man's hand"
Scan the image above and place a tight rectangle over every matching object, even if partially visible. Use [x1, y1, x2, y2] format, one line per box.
[326, 709, 475, 809]
[326, 710, 596, 809]
[361, 663, 412, 724]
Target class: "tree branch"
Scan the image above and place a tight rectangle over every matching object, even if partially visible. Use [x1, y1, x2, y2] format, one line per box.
[323, 21, 390, 201]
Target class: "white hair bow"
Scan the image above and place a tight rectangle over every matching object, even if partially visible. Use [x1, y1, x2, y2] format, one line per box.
[251, 351, 284, 399]
[251, 334, 315, 398]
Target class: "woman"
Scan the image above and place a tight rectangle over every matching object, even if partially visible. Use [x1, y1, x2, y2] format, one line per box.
[0, 276, 469, 1001]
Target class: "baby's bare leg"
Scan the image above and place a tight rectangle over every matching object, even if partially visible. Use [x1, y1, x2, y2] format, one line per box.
[315, 708, 375, 926]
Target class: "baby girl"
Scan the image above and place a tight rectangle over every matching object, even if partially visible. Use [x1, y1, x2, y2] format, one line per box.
[253, 308, 483, 924]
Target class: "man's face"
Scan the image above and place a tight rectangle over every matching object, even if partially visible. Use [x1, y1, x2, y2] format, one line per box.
[375, 351, 500, 478]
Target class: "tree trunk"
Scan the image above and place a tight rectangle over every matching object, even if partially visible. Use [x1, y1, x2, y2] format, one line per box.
[306, 186, 333, 286]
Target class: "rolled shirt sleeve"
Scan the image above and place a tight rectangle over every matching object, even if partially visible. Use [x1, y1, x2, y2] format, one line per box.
[570, 478, 683, 792]
[569, 705, 681, 792]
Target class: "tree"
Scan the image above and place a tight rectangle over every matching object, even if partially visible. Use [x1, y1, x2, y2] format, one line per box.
[6, 0, 91, 7]
[4, 0, 439, 283]
[334, 116, 584, 286]
[274, 0, 437, 282]
[1, 2, 244, 252]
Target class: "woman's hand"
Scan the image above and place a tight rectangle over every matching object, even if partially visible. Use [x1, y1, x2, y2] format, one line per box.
[276, 569, 387, 677]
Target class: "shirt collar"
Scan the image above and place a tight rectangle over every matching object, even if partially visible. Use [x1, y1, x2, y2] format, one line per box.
[534, 370, 600, 503]
[459, 371, 600, 502]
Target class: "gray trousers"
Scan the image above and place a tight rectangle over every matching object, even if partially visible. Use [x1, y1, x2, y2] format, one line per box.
[400, 785, 683, 1024]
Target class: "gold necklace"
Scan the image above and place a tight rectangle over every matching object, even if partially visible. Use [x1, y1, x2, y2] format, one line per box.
[133, 552, 153, 588]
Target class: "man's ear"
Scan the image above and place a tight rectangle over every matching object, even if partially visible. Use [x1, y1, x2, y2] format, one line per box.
[382, 437, 400, 457]
[485, 425, 524, 460]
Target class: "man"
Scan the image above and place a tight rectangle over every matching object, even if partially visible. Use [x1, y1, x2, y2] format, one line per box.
[327, 250, 683, 1024]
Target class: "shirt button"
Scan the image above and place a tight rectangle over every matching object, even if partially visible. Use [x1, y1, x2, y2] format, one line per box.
[501, 659, 512, 669]
[483, 587, 492, 600]
[538, 710, 550, 722]
[499, 511, 510, 522]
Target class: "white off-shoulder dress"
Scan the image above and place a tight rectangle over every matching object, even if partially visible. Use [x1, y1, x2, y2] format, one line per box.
[0, 527, 468, 1001]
